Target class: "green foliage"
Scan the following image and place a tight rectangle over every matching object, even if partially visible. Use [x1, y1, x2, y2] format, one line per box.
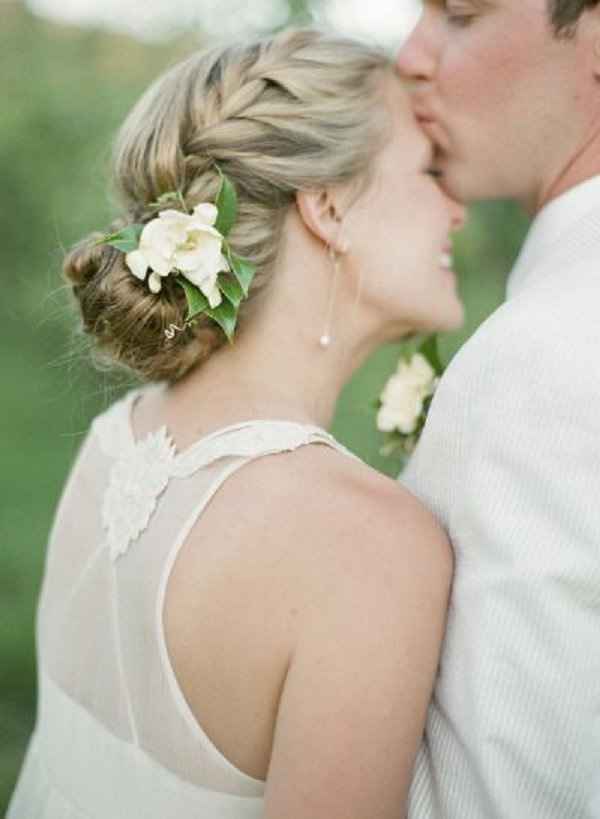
[218, 273, 244, 309]
[417, 334, 443, 375]
[176, 276, 211, 319]
[215, 168, 238, 237]
[176, 276, 239, 342]
[205, 298, 238, 343]
[227, 249, 256, 297]
[97, 224, 143, 252]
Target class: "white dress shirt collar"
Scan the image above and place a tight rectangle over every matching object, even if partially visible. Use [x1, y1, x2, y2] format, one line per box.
[507, 174, 600, 299]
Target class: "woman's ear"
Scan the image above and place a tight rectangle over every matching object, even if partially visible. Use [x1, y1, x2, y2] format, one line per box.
[295, 188, 348, 253]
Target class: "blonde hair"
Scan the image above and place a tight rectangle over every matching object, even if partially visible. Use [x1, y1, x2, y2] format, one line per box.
[64, 28, 392, 383]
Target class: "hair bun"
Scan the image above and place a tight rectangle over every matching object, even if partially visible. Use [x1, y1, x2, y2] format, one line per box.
[63, 227, 225, 383]
[63, 232, 117, 290]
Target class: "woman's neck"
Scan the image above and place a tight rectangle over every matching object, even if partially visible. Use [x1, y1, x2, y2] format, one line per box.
[165, 301, 383, 432]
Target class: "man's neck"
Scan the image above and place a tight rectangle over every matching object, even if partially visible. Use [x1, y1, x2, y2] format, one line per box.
[535, 117, 600, 214]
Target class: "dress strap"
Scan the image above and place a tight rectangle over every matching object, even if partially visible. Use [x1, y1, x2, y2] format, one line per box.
[172, 420, 361, 478]
[96, 387, 362, 562]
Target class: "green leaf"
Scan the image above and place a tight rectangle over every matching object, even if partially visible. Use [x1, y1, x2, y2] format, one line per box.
[205, 299, 238, 343]
[176, 277, 210, 320]
[227, 250, 256, 297]
[215, 169, 238, 237]
[175, 276, 238, 342]
[418, 334, 443, 375]
[96, 224, 143, 253]
[218, 273, 244, 309]
[379, 438, 403, 458]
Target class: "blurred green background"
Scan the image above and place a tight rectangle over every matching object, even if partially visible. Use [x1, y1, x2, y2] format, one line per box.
[0, 0, 530, 811]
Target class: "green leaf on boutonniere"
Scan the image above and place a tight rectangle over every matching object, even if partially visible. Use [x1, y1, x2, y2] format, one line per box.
[205, 299, 238, 343]
[379, 438, 404, 458]
[418, 334, 443, 375]
[176, 276, 210, 320]
[95, 224, 144, 253]
[215, 169, 238, 237]
[218, 273, 244, 309]
[226, 248, 256, 297]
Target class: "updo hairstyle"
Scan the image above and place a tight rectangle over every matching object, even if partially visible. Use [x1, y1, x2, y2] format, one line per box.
[63, 28, 392, 383]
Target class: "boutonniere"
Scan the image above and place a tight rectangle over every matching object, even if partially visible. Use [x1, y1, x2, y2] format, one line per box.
[94, 166, 255, 343]
[376, 336, 443, 458]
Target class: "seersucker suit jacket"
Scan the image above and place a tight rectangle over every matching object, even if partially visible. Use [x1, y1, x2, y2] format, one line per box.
[403, 175, 600, 819]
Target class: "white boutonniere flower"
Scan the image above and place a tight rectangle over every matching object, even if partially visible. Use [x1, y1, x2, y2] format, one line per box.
[376, 337, 443, 458]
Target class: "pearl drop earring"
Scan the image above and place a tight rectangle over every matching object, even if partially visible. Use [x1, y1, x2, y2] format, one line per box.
[319, 243, 343, 350]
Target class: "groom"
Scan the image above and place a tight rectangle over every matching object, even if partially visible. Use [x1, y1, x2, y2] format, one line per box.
[396, 1, 600, 817]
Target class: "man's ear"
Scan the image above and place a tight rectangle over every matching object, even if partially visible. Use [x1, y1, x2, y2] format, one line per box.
[295, 188, 348, 253]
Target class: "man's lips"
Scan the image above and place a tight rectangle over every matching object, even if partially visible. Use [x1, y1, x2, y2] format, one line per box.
[414, 110, 436, 124]
[411, 96, 437, 120]
[413, 112, 449, 152]
[411, 98, 442, 128]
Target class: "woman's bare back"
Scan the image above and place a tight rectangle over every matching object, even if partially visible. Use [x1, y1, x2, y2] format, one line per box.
[157, 421, 453, 793]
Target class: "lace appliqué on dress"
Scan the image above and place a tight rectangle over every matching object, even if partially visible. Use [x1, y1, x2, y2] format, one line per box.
[103, 426, 176, 561]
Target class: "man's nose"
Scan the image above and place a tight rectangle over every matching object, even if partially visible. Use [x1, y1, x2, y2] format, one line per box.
[396, 17, 437, 82]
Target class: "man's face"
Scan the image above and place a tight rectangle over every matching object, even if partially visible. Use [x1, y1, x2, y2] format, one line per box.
[397, 0, 596, 209]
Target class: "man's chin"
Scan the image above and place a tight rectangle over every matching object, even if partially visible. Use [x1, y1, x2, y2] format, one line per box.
[438, 159, 485, 205]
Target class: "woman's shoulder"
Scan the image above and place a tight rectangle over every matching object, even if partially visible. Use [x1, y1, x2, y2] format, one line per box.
[267, 439, 449, 530]
[225, 440, 453, 594]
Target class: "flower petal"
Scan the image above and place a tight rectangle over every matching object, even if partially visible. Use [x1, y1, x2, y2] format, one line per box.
[192, 203, 218, 226]
[175, 237, 223, 274]
[143, 248, 174, 276]
[140, 218, 178, 255]
[204, 280, 223, 309]
[396, 353, 436, 389]
[376, 406, 397, 433]
[181, 269, 222, 308]
[148, 272, 163, 293]
[126, 250, 149, 281]
[157, 209, 191, 226]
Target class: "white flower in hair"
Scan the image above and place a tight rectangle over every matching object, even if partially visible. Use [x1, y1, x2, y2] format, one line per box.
[125, 202, 230, 307]
[96, 169, 257, 344]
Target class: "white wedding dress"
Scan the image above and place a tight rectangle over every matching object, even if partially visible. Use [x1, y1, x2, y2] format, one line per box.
[7, 383, 358, 819]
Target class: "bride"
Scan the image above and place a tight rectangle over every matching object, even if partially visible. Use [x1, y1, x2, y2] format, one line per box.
[8, 27, 465, 819]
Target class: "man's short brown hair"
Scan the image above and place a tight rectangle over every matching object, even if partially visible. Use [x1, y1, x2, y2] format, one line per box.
[549, 0, 600, 36]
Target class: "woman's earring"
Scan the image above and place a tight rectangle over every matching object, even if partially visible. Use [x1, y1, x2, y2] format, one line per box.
[319, 243, 343, 349]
